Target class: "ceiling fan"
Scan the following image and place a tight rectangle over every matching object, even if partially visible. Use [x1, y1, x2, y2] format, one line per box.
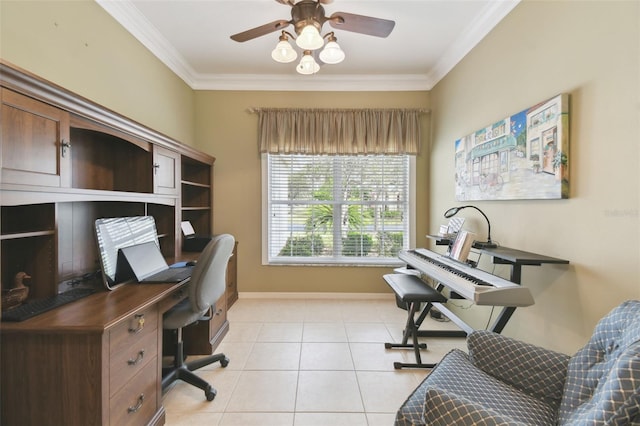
[230, 0, 395, 74]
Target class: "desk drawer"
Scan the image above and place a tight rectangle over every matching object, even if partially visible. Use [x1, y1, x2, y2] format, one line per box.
[109, 307, 159, 397]
[110, 331, 157, 397]
[109, 357, 158, 426]
[110, 307, 158, 357]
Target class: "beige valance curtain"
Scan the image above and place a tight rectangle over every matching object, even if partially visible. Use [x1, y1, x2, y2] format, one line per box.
[255, 108, 423, 155]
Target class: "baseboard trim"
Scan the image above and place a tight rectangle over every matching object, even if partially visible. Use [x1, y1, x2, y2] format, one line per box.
[238, 292, 394, 300]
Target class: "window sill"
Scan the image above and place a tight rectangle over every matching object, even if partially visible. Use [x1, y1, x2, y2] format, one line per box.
[264, 259, 405, 267]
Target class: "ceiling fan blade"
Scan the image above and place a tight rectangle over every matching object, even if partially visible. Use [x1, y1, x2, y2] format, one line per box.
[230, 20, 291, 42]
[328, 12, 395, 37]
[277, 0, 333, 4]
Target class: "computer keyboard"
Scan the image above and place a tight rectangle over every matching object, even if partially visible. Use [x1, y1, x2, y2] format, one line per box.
[1, 287, 96, 322]
[142, 266, 193, 283]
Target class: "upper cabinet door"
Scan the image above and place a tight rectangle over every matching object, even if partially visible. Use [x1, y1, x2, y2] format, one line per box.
[1, 88, 71, 188]
[152, 145, 180, 195]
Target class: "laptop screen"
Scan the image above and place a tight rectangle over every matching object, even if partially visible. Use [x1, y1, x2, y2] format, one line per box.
[94, 216, 159, 289]
[118, 241, 169, 281]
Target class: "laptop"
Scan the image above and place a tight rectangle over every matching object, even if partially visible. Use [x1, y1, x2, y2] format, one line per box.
[117, 241, 194, 283]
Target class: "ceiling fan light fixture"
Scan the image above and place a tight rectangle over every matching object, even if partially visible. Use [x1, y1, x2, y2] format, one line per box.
[295, 24, 324, 50]
[296, 50, 320, 75]
[271, 34, 298, 63]
[229, 1, 397, 76]
[319, 33, 345, 64]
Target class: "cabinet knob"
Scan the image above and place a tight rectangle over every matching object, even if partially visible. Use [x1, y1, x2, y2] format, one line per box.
[153, 163, 160, 174]
[61, 139, 71, 158]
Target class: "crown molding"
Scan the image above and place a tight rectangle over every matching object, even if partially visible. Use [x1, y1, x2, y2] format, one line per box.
[95, 0, 199, 87]
[97, 0, 519, 92]
[426, 0, 520, 85]
[190, 73, 432, 91]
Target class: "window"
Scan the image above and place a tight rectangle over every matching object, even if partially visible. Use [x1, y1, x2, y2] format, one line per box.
[263, 154, 415, 265]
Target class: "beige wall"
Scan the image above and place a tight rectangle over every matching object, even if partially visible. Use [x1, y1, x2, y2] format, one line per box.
[194, 91, 430, 294]
[0, 0, 196, 146]
[429, 0, 639, 352]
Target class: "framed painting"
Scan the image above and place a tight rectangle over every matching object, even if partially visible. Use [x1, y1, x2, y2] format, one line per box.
[454, 94, 569, 201]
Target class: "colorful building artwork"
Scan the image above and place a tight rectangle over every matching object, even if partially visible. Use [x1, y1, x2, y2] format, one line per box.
[455, 94, 569, 201]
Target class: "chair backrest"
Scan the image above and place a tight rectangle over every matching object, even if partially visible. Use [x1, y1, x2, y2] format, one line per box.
[558, 300, 640, 425]
[188, 234, 235, 315]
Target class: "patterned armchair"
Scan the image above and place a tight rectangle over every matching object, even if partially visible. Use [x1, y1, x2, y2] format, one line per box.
[396, 300, 640, 426]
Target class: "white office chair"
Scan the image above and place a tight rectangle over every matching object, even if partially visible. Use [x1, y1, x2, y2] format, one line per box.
[161, 234, 235, 401]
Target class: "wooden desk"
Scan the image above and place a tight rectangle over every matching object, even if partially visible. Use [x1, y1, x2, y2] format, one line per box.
[0, 281, 214, 426]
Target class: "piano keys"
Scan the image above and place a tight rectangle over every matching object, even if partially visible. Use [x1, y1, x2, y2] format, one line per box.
[399, 248, 534, 307]
[397, 248, 535, 335]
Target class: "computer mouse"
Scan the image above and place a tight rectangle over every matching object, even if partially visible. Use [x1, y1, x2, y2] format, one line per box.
[186, 260, 197, 267]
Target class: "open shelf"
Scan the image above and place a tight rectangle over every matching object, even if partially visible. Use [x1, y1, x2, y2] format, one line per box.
[181, 157, 211, 186]
[71, 127, 153, 193]
[181, 182, 211, 209]
[1, 204, 55, 236]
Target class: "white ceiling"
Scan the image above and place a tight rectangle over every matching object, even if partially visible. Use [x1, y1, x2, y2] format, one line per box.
[96, 0, 519, 91]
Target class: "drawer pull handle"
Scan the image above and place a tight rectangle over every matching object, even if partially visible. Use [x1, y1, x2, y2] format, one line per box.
[128, 314, 145, 334]
[127, 394, 145, 413]
[127, 349, 145, 365]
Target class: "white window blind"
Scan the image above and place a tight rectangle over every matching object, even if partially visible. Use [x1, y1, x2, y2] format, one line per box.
[264, 154, 413, 265]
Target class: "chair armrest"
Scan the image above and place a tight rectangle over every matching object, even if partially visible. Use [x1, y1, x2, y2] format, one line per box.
[467, 330, 570, 406]
[422, 387, 527, 426]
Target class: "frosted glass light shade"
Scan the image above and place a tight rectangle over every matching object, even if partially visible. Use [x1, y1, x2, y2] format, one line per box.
[319, 41, 345, 64]
[295, 25, 324, 50]
[296, 52, 320, 75]
[271, 40, 297, 63]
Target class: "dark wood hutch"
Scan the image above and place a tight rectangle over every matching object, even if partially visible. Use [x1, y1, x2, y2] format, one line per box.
[0, 61, 237, 425]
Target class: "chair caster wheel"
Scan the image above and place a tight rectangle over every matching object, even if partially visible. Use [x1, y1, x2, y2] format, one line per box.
[221, 357, 230, 368]
[205, 386, 217, 401]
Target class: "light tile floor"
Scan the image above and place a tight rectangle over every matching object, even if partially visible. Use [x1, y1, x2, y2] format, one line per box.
[163, 296, 466, 426]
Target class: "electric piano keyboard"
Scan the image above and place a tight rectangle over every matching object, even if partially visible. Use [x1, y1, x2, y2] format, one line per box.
[399, 248, 534, 307]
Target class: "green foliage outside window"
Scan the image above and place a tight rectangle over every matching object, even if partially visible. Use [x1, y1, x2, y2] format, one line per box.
[342, 232, 373, 256]
[269, 155, 409, 263]
[278, 234, 325, 256]
[378, 231, 403, 257]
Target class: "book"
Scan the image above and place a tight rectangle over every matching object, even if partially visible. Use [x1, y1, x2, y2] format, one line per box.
[448, 230, 476, 263]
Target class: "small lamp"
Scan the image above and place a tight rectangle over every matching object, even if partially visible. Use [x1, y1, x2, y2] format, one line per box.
[296, 50, 320, 75]
[295, 24, 324, 50]
[319, 32, 345, 64]
[271, 31, 298, 63]
[444, 205, 497, 249]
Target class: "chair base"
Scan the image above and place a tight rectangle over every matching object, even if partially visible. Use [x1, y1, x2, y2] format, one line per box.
[393, 361, 437, 369]
[162, 340, 229, 401]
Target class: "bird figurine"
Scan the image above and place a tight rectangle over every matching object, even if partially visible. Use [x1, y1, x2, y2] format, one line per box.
[1, 272, 31, 311]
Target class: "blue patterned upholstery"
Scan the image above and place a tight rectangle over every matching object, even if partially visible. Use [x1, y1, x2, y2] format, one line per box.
[395, 300, 640, 426]
[467, 330, 570, 409]
[558, 300, 640, 425]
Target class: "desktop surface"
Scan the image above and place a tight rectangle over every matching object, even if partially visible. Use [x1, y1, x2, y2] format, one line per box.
[0, 281, 184, 333]
[480, 246, 570, 265]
